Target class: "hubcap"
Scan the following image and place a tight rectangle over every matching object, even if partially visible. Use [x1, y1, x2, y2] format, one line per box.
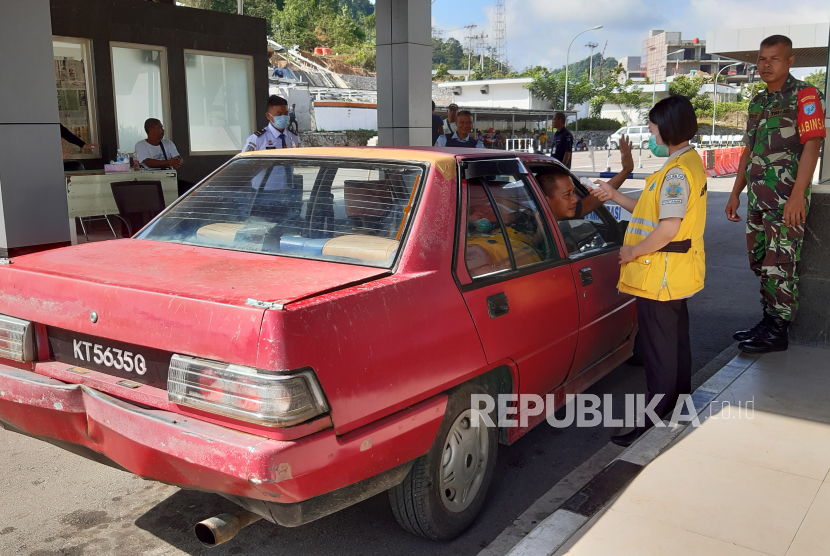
[439, 409, 490, 513]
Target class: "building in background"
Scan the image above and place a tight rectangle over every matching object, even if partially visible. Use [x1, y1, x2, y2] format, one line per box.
[617, 56, 647, 83]
[642, 30, 738, 82]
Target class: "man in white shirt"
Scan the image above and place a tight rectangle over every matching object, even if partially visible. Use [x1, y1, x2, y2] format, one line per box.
[443, 103, 458, 136]
[135, 119, 183, 170]
[435, 110, 485, 148]
[243, 95, 299, 152]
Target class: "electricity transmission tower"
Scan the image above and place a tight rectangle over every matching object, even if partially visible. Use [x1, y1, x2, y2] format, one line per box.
[586, 41, 598, 81]
[493, 0, 506, 70]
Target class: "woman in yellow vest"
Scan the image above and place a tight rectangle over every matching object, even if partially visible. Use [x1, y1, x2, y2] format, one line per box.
[591, 95, 707, 447]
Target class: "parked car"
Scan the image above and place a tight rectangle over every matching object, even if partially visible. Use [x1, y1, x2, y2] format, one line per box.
[0, 147, 636, 544]
[607, 125, 652, 150]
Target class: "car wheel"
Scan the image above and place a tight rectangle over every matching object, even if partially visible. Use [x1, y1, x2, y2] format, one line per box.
[609, 141, 618, 150]
[389, 382, 498, 541]
[640, 140, 649, 149]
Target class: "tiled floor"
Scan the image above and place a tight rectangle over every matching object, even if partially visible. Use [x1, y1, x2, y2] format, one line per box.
[559, 345, 830, 556]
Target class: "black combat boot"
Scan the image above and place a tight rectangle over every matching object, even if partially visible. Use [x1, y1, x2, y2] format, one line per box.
[733, 313, 773, 342]
[738, 315, 789, 353]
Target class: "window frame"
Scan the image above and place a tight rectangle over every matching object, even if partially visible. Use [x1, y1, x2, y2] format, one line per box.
[110, 41, 171, 152]
[53, 36, 100, 160]
[453, 156, 570, 291]
[524, 160, 623, 261]
[182, 49, 256, 156]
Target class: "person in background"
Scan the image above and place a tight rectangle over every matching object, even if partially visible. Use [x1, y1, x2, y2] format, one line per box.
[725, 35, 826, 354]
[592, 96, 707, 447]
[135, 119, 182, 171]
[288, 103, 299, 135]
[243, 95, 299, 152]
[60, 124, 98, 151]
[551, 112, 574, 169]
[60, 124, 98, 171]
[539, 130, 548, 152]
[135, 118, 192, 195]
[432, 101, 444, 145]
[493, 130, 503, 149]
[575, 137, 586, 151]
[435, 110, 485, 148]
[444, 103, 459, 135]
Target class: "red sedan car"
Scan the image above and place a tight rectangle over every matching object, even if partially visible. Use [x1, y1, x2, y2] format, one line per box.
[0, 147, 635, 543]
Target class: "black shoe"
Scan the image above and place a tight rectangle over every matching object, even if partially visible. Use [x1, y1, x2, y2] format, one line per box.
[610, 427, 648, 447]
[733, 313, 773, 342]
[739, 315, 789, 354]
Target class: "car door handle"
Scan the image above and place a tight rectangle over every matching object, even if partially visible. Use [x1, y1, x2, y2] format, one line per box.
[579, 267, 593, 286]
[487, 292, 509, 318]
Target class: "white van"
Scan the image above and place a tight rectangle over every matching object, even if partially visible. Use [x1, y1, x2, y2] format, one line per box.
[607, 125, 652, 150]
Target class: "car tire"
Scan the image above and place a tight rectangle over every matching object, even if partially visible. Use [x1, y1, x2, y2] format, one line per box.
[640, 140, 649, 149]
[389, 382, 499, 541]
[609, 141, 618, 150]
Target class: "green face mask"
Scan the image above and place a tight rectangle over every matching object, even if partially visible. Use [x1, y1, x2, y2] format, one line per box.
[649, 135, 669, 157]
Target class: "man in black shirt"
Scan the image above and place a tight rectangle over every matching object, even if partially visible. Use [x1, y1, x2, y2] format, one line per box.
[551, 112, 574, 169]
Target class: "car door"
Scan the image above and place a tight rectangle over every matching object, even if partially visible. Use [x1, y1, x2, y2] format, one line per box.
[527, 161, 636, 379]
[455, 158, 579, 398]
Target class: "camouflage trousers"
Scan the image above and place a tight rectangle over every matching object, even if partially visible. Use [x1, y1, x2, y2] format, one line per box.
[746, 208, 808, 321]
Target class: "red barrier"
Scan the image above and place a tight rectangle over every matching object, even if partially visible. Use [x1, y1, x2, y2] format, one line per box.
[700, 147, 742, 177]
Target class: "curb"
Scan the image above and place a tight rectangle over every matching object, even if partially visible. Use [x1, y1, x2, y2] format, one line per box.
[502, 344, 760, 556]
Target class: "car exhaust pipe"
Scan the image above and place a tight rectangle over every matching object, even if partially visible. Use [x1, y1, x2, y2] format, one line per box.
[194, 510, 262, 547]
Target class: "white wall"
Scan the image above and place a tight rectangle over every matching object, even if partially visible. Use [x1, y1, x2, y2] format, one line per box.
[446, 80, 540, 110]
[314, 104, 377, 131]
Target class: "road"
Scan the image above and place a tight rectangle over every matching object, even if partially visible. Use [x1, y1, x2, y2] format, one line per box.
[0, 175, 760, 556]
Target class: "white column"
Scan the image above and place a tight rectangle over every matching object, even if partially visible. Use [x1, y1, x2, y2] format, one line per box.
[0, 0, 70, 257]
[375, 0, 432, 146]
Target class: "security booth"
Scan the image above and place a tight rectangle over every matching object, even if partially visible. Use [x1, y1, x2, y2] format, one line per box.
[0, 0, 269, 256]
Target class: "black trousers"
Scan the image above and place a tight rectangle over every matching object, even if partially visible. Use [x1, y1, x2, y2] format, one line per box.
[636, 297, 692, 422]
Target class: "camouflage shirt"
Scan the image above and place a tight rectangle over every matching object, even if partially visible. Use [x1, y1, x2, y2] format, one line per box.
[743, 74, 826, 211]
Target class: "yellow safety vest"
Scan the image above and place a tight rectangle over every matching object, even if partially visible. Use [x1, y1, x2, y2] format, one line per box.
[618, 148, 707, 301]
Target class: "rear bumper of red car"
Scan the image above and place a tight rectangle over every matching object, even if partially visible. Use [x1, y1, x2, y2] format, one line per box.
[0, 365, 446, 509]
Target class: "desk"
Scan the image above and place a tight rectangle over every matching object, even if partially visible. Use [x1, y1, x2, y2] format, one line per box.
[65, 170, 178, 244]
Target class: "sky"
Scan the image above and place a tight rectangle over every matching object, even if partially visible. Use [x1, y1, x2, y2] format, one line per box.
[430, 0, 830, 76]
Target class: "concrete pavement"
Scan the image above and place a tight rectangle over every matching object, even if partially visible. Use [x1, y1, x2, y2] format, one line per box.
[505, 345, 830, 556]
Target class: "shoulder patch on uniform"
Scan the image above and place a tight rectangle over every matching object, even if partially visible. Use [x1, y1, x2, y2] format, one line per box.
[664, 184, 683, 198]
[254, 126, 268, 136]
[665, 172, 686, 181]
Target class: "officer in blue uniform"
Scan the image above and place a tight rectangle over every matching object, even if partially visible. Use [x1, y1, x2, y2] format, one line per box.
[435, 110, 485, 148]
[243, 95, 299, 152]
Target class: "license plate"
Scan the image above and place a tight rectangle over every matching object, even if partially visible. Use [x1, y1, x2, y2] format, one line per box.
[46, 326, 171, 389]
[72, 339, 148, 375]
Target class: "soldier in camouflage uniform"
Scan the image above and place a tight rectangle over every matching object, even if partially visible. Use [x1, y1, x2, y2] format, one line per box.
[725, 35, 826, 353]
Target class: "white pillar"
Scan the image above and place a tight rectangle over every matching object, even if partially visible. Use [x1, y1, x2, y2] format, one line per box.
[375, 0, 432, 146]
[0, 0, 70, 257]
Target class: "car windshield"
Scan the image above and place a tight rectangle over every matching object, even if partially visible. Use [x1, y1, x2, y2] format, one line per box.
[138, 158, 425, 269]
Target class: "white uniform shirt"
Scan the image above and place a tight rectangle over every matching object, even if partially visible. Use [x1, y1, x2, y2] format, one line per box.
[435, 132, 485, 148]
[242, 124, 299, 152]
[135, 139, 180, 169]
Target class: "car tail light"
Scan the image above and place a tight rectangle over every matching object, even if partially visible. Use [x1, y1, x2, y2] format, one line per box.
[0, 314, 34, 363]
[167, 355, 328, 427]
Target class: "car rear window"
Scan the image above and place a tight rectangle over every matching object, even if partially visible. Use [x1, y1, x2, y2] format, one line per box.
[138, 158, 424, 268]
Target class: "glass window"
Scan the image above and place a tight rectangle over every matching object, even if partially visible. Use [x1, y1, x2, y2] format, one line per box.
[53, 37, 98, 159]
[111, 43, 169, 153]
[138, 158, 423, 269]
[465, 174, 559, 279]
[184, 52, 254, 153]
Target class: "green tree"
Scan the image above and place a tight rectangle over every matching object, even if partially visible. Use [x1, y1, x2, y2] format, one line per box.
[432, 37, 466, 69]
[805, 69, 826, 96]
[669, 75, 713, 117]
[599, 79, 649, 125]
[179, 0, 282, 21]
